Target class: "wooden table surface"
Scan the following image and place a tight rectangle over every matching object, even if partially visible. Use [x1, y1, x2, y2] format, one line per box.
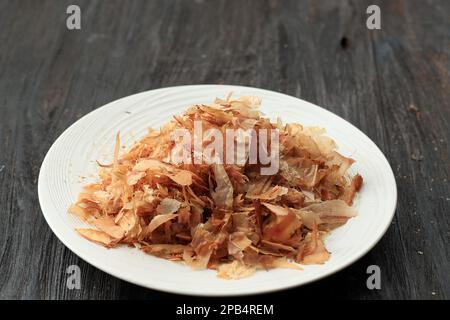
[0, 0, 448, 300]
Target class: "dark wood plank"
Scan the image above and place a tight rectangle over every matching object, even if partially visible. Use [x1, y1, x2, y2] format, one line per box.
[0, 0, 448, 299]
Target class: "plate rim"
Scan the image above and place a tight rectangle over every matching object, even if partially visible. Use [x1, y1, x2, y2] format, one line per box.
[38, 84, 397, 296]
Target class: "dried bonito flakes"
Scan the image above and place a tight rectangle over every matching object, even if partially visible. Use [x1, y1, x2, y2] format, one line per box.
[69, 94, 363, 279]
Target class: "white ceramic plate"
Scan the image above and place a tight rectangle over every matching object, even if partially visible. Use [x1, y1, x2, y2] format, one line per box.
[38, 85, 397, 296]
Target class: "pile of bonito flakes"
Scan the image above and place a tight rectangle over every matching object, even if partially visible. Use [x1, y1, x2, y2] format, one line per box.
[70, 95, 363, 279]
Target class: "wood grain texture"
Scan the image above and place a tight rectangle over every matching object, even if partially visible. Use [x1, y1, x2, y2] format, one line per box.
[0, 0, 448, 300]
